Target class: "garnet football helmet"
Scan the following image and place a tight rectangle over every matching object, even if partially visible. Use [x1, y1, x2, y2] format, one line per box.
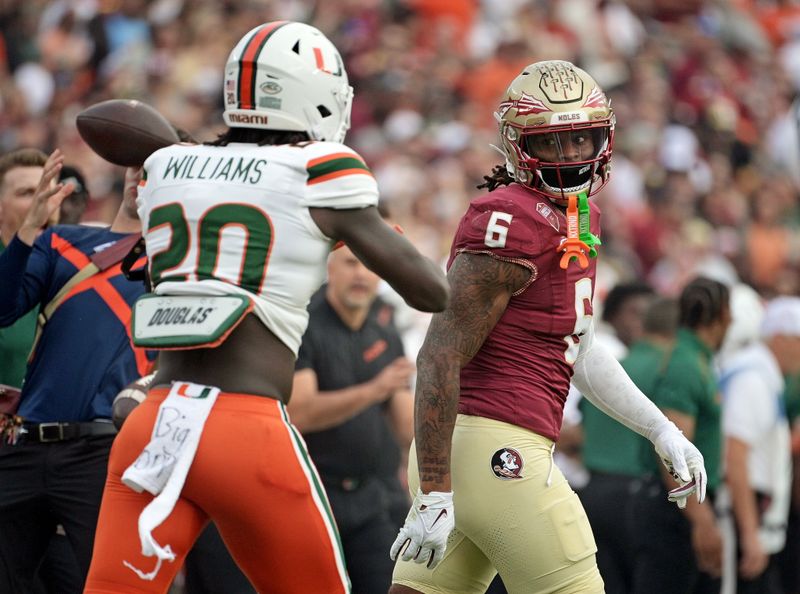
[496, 60, 615, 205]
[223, 21, 353, 143]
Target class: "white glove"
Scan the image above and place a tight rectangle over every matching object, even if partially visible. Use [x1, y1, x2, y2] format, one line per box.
[390, 489, 454, 569]
[652, 423, 707, 509]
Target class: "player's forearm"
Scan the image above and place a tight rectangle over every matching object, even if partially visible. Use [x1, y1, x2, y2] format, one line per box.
[414, 347, 461, 494]
[353, 236, 449, 313]
[572, 336, 672, 442]
[309, 205, 449, 313]
[378, 238, 449, 314]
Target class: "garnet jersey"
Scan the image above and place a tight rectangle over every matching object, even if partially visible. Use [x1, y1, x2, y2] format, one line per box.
[137, 141, 378, 354]
[448, 183, 601, 441]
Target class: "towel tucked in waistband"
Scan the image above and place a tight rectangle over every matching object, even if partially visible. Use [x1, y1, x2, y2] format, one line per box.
[121, 381, 220, 581]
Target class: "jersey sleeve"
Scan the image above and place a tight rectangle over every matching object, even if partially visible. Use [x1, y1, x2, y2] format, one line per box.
[451, 198, 543, 261]
[301, 142, 379, 209]
[0, 231, 55, 326]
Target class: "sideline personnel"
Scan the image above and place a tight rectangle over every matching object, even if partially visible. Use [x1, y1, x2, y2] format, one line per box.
[0, 153, 154, 593]
[289, 244, 414, 593]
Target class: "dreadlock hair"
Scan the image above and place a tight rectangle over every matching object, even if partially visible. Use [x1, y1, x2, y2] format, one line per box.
[173, 127, 197, 143]
[477, 164, 515, 192]
[678, 277, 730, 330]
[207, 128, 310, 147]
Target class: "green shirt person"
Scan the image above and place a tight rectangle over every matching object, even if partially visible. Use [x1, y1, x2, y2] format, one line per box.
[0, 149, 54, 389]
[0, 239, 36, 387]
[578, 294, 677, 594]
[580, 283, 663, 477]
[784, 371, 800, 424]
[652, 328, 723, 490]
[633, 277, 731, 591]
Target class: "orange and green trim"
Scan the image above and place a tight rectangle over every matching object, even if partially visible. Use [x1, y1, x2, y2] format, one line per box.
[238, 21, 288, 110]
[277, 403, 350, 590]
[306, 152, 373, 185]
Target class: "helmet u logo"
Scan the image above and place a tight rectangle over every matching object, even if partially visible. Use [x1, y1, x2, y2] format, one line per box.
[313, 47, 343, 76]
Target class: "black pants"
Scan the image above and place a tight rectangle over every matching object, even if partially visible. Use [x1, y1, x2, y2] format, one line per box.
[777, 502, 800, 594]
[326, 476, 402, 594]
[736, 554, 784, 594]
[33, 532, 82, 594]
[380, 474, 411, 530]
[183, 523, 256, 594]
[734, 492, 784, 594]
[579, 471, 643, 594]
[631, 476, 721, 594]
[0, 434, 113, 594]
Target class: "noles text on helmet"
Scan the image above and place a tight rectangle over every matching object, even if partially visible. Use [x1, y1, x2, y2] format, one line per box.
[496, 60, 615, 206]
[223, 21, 353, 143]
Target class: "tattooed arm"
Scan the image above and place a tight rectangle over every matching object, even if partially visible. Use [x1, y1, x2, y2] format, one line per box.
[415, 252, 531, 493]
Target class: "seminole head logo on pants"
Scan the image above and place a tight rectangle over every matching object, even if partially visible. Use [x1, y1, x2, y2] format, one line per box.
[491, 447, 524, 479]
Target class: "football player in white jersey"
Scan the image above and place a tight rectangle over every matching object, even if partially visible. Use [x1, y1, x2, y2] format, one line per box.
[85, 21, 448, 594]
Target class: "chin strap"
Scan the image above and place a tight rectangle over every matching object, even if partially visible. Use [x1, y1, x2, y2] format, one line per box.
[558, 193, 601, 269]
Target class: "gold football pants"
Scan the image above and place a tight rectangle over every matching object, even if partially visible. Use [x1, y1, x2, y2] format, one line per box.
[393, 414, 604, 594]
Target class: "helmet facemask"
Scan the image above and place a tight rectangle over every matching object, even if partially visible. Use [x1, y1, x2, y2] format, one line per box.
[507, 122, 613, 205]
[495, 60, 615, 206]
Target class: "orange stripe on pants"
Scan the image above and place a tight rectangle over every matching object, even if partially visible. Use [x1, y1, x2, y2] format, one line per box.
[84, 388, 350, 594]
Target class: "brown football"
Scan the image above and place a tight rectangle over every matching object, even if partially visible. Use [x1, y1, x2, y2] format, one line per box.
[76, 99, 179, 167]
[111, 372, 156, 429]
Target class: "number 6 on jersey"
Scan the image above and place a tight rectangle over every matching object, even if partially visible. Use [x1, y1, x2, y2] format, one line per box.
[484, 212, 513, 248]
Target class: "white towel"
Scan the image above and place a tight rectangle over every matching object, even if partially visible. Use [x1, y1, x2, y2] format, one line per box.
[120, 381, 220, 580]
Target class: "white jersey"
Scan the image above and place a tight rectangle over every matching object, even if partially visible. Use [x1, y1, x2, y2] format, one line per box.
[137, 140, 378, 354]
[720, 342, 792, 553]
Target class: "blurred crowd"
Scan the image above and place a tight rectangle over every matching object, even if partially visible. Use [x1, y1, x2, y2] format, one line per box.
[0, 0, 799, 300]
[3, 0, 800, 592]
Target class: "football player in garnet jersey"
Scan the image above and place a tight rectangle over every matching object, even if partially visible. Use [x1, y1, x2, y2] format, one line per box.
[389, 61, 708, 594]
[83, 21, 448, 594]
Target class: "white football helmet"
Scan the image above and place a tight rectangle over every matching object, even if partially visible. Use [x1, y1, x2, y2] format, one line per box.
[496, 60, 615, 206]
[223, 21, 353, 143]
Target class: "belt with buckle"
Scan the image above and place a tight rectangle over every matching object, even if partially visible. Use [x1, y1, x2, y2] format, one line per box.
[20, 421, 117, 443]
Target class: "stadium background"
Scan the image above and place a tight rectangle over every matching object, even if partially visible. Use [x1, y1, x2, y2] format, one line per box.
[2, 0, 800, 591]
[1, 0, 799, 300]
